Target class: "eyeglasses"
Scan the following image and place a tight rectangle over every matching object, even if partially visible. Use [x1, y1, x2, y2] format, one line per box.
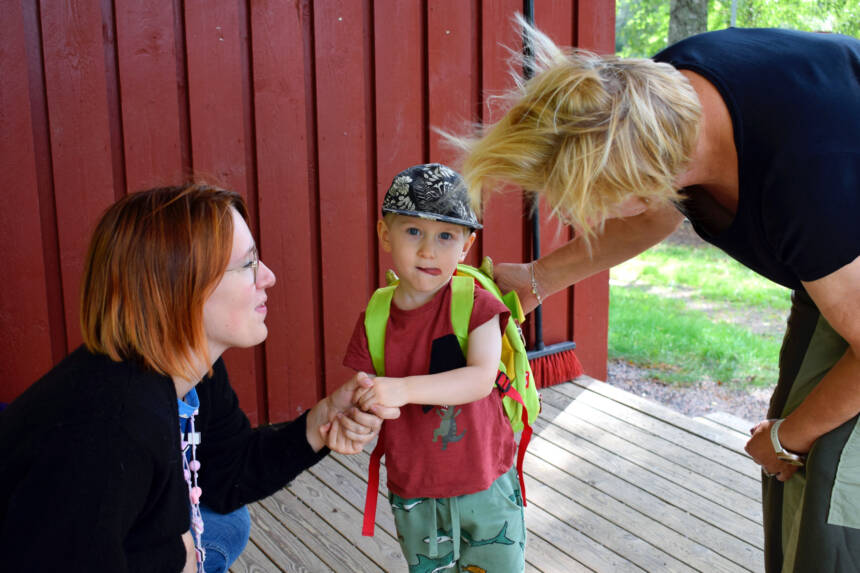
[226, 245, 259, 285]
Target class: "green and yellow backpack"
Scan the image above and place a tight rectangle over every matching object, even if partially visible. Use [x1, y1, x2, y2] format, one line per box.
[361, 257, 541, 536]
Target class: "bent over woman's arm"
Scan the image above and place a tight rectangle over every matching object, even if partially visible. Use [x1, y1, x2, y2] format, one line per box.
[746, 255, 860, 480]
[496, 202, 684, 313]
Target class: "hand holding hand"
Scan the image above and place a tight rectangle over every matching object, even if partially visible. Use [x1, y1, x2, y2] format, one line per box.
[309, 372, 401, 453]
[745, 419, 801, 482]
[328, 371, 375, 413]
[357, 376, 409, 411]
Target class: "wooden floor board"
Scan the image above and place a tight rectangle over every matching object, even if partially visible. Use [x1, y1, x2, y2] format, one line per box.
[549, 384, 757, 480]
[567, 378, 750, 453]
[230, 538, 283, 573]
[527, 448, 759, 572]
[527, 433, 763, 563]
[238, 379, 765, 572]
[541, 388, 760, 498]
[539, 406, 762, 529]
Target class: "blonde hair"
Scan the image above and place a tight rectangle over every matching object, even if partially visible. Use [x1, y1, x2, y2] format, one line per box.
[81, 183, 247, 380]
[454, 16, 701, 241]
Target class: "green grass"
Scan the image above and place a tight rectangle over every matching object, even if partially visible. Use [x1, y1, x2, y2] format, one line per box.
[609, 243, 791, 389]
[614, 244, 791, 311]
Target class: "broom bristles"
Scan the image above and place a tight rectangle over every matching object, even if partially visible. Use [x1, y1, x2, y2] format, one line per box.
[529, 348, 583, 389]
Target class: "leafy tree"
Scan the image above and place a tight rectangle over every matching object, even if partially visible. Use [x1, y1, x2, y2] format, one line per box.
[616, 0, 671, 56]
[617, 0, 860, 57]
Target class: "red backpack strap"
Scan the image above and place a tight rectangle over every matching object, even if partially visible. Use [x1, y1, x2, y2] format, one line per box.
[362, 428, 385, 536]
[496, 374, 531, 507]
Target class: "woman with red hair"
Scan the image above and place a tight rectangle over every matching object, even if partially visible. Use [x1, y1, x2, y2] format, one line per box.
[0, 183, 398, 572]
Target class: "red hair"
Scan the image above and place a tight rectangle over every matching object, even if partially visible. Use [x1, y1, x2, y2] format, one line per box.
[81, 183, 248, 379]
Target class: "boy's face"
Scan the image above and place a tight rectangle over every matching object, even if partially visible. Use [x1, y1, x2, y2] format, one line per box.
[378, 215, 476, 303]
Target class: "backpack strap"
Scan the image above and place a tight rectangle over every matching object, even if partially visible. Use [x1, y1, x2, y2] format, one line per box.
[495, 373, 532, 506]
[449, 275, 475, 354]
[364, 285, 396, 377]
[361, 285, 396, 537]
[362, 430, 385, 536]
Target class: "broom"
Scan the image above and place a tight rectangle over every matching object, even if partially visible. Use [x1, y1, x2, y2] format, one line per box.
[521, 0, 584, 388]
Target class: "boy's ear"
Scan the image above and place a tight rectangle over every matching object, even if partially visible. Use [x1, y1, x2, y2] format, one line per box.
[377, 219, 392, 253]
[458, 231, 477, 262]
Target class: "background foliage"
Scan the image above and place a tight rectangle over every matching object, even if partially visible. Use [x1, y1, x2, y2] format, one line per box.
[616, 0, 860, 57]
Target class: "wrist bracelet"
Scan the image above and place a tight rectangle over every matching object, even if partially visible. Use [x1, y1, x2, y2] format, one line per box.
[770, 418, 805, 467]
[529, 261, 543, 306]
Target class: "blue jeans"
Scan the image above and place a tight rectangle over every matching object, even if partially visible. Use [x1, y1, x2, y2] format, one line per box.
[197, 504, 251, 573]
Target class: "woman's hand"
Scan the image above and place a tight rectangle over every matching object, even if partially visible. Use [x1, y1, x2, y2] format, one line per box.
[494, 262, 539, 314]
[745, 420, 802, 482]
[307, 372, 401, 453]
[319, 411, 376, 455]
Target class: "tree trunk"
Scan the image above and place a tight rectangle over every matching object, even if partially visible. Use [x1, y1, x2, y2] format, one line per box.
[668, 0, 708, 45]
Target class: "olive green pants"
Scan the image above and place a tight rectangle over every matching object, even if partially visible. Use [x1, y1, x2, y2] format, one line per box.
[763, 289, 860, 572]
[390, 466, 526, 573]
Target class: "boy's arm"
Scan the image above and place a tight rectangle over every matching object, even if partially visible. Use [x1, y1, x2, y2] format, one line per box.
[358, 314, 502, 409]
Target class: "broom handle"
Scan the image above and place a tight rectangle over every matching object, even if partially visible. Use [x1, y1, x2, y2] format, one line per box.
[523, 0, 545, 352]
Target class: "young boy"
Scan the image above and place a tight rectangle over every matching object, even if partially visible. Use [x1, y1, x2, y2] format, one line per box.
[343, 163, 525, 572]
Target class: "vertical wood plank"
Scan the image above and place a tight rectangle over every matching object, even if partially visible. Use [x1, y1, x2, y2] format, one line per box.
[22, 0, 68, 369]
[114, 0, 184, 191]
[576, 0, 617, 56]
[250, 0, 322, 420]
[100, 0, 127, 201]
[427, 0, 480, 266]
[570, 0, 616, 380]
[184, 0, 260, 423]
[427, 0, 479, 168]
[373, 0, 425, 287]
[532, 3, 576, 354]
[40, 0, 118, 353]
[0, 0, 54, 401]
[314, 0, 375, 394]
[478, 0, 528, 269]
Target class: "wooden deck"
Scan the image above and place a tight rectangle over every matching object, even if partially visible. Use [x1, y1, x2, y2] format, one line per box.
[231, 377, 764, 572]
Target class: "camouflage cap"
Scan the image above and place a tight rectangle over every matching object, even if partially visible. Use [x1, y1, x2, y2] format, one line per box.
[381, 163, 482, 230]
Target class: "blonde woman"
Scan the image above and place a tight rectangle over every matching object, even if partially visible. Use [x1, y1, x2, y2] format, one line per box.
[457, 21, 860, 572]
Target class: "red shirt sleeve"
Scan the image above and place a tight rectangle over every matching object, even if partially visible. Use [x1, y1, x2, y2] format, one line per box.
[468, 284, 511, 335]
[342, 311, 376, 374]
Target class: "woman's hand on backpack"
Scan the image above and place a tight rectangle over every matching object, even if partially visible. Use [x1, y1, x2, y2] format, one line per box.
[494, 262, 540, 314]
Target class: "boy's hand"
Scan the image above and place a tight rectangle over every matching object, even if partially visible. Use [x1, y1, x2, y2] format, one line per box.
[357, 376, 409, 410]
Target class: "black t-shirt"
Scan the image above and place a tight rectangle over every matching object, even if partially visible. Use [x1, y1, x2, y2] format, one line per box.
[654, 28, 860, 290]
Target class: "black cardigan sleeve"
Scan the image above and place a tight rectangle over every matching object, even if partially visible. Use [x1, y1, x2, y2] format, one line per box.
[194, 359, 329, 513]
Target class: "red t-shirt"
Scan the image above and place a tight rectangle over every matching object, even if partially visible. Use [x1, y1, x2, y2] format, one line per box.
[343, 281, 515, 498]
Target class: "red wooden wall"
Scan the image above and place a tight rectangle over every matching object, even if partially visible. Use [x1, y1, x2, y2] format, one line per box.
[1, 0, 614, 424]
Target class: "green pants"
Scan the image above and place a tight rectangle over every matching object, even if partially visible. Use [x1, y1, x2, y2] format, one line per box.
[390, 466, 526, 573]
[763, 289, 860, 572]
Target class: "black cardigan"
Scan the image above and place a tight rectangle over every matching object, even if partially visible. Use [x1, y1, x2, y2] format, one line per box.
[0, 347, 328, 572]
